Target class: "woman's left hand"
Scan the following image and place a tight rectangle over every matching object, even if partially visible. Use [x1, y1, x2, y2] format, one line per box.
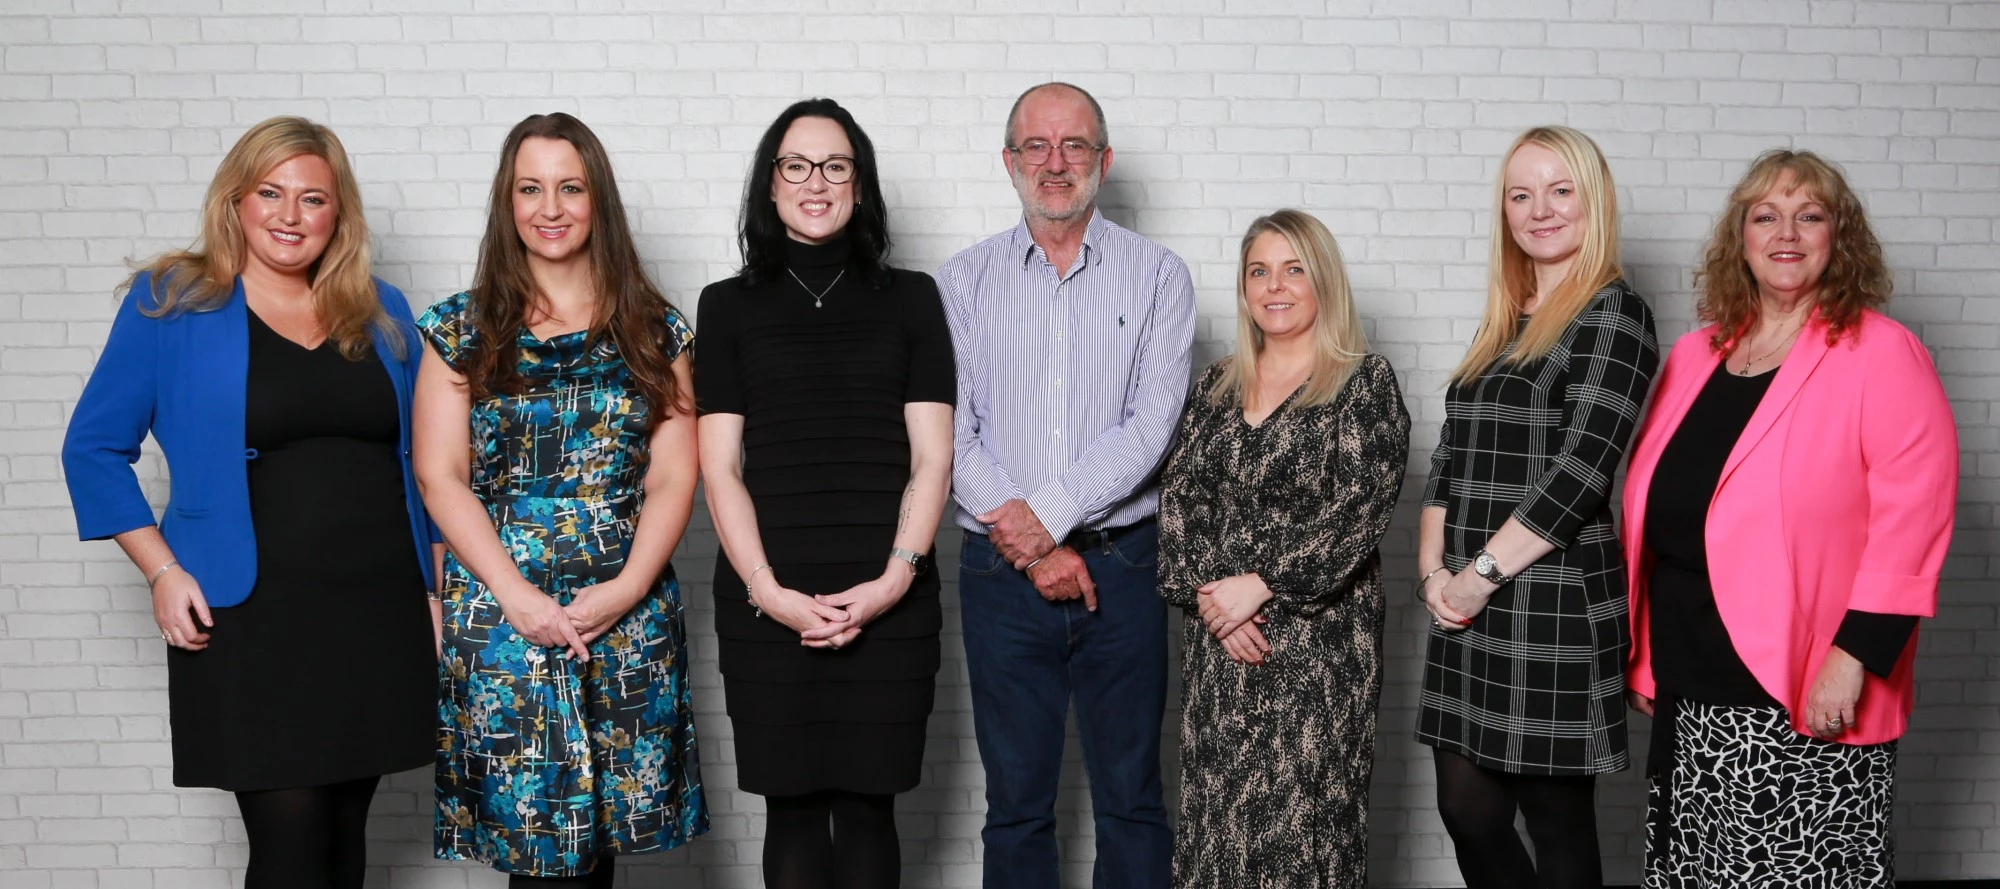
[1197, 573, 1273, 640]
[806, 567, 913, 650]
[565, 577, 645, 645]
[1803, 646, 1866, 740]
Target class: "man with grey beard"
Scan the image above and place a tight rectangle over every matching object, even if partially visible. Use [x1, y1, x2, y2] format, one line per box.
[938, 81, 1194, 889]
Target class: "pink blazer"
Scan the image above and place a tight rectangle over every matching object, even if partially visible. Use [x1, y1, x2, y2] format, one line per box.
[1623, 309, 1958, 745]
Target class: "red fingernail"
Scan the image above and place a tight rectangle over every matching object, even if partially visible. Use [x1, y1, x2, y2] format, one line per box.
[1458, 617, 1473, 625]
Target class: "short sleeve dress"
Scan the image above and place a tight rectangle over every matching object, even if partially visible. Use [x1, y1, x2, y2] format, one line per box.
[420, 293, 708, 877]
[693, 236, 957, 797]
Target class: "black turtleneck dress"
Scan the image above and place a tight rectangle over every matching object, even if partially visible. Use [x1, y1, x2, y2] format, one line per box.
[692, 237, 957, 796]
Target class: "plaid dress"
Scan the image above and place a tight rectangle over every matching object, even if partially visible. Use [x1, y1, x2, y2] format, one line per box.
[1417, 279, 1659, 776]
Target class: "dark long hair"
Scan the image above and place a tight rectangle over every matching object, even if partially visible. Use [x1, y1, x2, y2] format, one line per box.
[463, 113, 688, 423]
[737, 98, 893, 288]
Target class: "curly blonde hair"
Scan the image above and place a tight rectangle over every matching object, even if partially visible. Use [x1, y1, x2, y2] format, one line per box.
[1696, 149, 1890, 353]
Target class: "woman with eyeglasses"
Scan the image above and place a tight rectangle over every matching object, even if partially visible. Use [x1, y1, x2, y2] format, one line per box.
[694, 98, 955, 888]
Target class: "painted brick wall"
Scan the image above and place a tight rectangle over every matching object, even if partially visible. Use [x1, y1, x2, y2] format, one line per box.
[1, 1, 1995, 886]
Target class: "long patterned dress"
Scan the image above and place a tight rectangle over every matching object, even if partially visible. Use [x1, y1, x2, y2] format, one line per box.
[1157, 354, 1411, 889]
[419, 293, 708, 877]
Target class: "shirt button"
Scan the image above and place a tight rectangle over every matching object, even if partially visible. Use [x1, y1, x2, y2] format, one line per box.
[1054, 429, 1062, 437]
[1055, 378, 1062, 387]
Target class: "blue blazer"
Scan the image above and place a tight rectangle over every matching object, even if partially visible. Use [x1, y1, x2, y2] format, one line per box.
[62, 272, 438, 607]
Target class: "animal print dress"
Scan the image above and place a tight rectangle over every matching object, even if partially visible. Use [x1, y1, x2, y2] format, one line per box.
[1647, 700, 1896, 887]
[1157, 354, 1411, 889]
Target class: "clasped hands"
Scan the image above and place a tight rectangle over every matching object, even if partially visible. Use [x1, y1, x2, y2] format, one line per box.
[1198, 573, 1274, 666]
[495, 575, 652, 662]
[1421, 567, 1493, 631]
[750, 560, 915, 651]
[979, 499, 1097, 611]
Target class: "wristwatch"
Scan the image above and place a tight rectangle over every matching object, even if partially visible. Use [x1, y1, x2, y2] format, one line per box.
[1472, 549, 1511, 586]
[890, 547, 928, 575]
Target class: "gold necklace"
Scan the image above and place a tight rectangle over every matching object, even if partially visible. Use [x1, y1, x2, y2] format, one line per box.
[1735, 321, 1803, 376]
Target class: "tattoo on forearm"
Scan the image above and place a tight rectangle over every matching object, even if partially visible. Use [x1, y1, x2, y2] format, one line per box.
[898, 481, 916, 535]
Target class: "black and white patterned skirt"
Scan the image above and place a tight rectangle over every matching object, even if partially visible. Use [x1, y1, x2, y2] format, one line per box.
[1645, 698, 1896, 888]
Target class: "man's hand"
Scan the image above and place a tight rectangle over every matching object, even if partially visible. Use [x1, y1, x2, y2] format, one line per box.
[977, 499, 1058, 569]
[1026, 546, 1097, 611]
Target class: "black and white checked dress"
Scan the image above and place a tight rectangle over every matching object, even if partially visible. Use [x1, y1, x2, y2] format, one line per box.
[1417, 279, 1659, 776]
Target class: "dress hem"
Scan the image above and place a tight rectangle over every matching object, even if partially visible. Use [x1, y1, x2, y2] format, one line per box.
[172, 751, 433, 793]
[1414, 734, 1630, 778]
[434, 823, 711, 877]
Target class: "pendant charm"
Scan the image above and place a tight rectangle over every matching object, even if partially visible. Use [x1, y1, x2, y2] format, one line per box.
[788, 267, 844, 309]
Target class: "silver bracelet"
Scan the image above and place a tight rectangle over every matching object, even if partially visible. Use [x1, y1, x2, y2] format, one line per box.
[1415, 566, 1448, 602]
[147, 560, 179, 587]
[745, 563, 773, 618]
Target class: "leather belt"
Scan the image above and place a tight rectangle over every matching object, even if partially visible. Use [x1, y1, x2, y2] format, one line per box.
[1062, 518, 1155, 553]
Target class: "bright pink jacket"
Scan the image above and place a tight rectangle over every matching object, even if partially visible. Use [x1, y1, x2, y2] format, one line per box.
[1623, 309, 1958, 745]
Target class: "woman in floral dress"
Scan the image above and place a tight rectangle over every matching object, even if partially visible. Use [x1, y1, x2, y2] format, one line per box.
[413, 113, 706, 887]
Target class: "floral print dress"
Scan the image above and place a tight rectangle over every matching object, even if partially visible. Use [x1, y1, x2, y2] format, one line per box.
[419, 293, 707, 877]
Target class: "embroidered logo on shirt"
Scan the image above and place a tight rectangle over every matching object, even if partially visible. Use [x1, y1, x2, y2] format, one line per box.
[1118, 315, 1125, 327]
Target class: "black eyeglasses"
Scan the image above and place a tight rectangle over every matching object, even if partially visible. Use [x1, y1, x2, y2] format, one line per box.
[1007, 139, 1104, 165]
[774, 155, 855, 185]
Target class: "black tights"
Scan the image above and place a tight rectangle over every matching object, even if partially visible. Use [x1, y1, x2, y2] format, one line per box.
[233, 775, 380, 889]
[1433, 750, 1603, 889]
[507, 854, 617, 889]
[763, 791, 900, 889]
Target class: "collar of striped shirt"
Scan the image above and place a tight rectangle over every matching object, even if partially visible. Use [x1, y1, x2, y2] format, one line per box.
[941, 208, 1198, 543]
[1007, 209, 1110, 272]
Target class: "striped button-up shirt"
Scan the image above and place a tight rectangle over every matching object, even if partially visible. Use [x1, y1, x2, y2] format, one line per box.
[939, 210, 1196, 539]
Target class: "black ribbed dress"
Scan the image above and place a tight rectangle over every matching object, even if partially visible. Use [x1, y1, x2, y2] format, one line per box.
[692, 237, 956, 796]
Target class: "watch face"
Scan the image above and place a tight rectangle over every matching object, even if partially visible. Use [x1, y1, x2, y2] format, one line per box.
[1475, 553, 1494, 573]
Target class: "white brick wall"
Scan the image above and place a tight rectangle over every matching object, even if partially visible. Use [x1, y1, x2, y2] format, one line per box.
[1, 2, 1995, 887]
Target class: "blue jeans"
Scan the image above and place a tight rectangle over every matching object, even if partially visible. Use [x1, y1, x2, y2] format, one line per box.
[958, 524, 1171, 889]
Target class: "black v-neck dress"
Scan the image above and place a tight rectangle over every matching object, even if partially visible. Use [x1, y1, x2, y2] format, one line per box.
[164, 310, 433, 791]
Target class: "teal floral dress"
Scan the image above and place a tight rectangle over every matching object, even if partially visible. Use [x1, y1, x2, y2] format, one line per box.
[419, 293, 707, 877]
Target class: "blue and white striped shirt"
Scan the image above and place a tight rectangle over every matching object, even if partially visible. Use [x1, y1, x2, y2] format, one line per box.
[939, 210, 1197, 539]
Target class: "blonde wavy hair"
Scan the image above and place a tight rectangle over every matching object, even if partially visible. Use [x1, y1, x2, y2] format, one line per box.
[132, 116, 394, 359]
[1451, 126, 1622, 385]
[1696, 149, 1889, 352]
[1209, 209, 1369, 411]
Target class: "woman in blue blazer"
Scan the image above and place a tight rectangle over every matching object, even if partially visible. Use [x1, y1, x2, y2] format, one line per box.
[61, 116, 438, 889]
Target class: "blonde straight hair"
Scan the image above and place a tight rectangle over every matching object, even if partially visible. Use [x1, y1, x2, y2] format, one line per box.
[1211, 209, 1369, 411]
[1450, 125, 1622, 385]
[132, 116, 395, 359]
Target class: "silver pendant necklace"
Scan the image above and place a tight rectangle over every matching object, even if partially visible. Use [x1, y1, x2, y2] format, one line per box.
[787, 268, 844, 309]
